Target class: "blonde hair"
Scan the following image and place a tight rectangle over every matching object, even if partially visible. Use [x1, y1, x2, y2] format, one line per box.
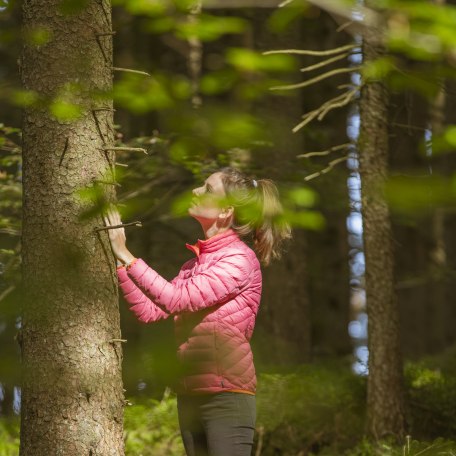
[219, 167, 292, 266]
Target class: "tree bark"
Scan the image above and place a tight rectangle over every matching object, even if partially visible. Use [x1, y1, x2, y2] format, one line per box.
[358, 28, 405, 439]
[20, 0, 125, 454]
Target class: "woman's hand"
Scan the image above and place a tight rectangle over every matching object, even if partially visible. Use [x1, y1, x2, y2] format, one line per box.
[103, 206, 136, 265]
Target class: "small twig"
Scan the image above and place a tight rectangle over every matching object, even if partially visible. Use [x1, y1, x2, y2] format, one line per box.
[279, 0, 294, 6]
[304, 155, 349, 181]
[292, 87, 359, 132]
[111, 67, 150, 76]
[92, 107, 116, 112]
[0, 285, 15, 304]
[0, 228, 20, 236]
[93, 179, 121, 187]
[270, 66, 362, 91]
[300, 52, 351, 73]
[94, 33, 109, 63]
[298, 143, 352, 158]
[109, 338, 127, 343]
[59, 137, 69, 167]
[94, 221, 142, 232]
[317, 87, 358, 119]
[336, 20, 355, 33]
[103, 146, 147, 154]
[255, 425, 264, 456]
[292, 88, 359, 132]
[91, 110, 106, 144]
[115, 162, 128, 167]
[98, 0, 111, 30]
[263, 44, 357, 57]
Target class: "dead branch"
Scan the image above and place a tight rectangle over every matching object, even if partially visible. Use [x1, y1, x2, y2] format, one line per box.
[94, 221, 142, 232]
[270, 66, 362, 91]
[103, 146, 147, 154]
[111, 67, 150, 76]
[300, 52, 352, 73]
[318, 87, 358, 119]
[304, 155, 349, 181]
[292, 87, 359, 132]
[264, 43, 357, 57]
[0, 228, 20, 236]
[298, 143, 352, 158]
[93, 179, 121, 187]
[0, 285, 15, 304]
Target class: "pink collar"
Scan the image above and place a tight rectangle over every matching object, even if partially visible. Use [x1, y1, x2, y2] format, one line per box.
[186, 229, 238, 257]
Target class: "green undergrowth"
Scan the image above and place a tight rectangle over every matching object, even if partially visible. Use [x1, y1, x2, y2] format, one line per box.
[0, 416, 19, 456]
[1, 353, 456, 455]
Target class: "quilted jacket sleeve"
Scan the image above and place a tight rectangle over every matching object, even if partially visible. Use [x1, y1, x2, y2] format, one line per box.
[117, 266, 172, 323]
[125, 253, 253, 314]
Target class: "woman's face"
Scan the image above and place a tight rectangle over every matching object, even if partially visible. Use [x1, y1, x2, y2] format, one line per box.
[189, 172, 228, 222]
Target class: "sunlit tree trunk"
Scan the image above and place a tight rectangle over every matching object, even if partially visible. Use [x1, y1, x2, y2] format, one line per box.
[358, 27, 406, 439]
[19, 0, 125, 453]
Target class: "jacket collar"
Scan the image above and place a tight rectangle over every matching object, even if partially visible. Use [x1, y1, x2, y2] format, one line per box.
[186, 228, 239, 257]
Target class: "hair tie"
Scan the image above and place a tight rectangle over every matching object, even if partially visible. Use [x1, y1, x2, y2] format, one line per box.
[252, 179, 258, 188]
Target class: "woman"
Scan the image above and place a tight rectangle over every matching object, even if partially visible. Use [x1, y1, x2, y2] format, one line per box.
[104, 166, 291, 456]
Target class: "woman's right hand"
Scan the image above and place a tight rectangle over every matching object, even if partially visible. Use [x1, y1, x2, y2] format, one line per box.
[103, 206, 135, 264]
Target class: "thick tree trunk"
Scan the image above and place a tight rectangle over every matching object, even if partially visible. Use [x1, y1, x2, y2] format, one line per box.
[20, 0, 125, 454]
[358, 30, 405, 439]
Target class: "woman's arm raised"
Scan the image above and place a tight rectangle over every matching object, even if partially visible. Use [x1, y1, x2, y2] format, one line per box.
[117, 266, 171, 323]
[126, 253, 253, 314]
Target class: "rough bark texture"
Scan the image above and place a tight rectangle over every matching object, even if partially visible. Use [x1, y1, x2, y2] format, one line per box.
[20, 0, 125, 454]
[358, 31, 405, 439]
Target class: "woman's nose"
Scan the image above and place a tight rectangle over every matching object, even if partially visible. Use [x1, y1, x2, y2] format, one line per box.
[192, 187, 202, 196]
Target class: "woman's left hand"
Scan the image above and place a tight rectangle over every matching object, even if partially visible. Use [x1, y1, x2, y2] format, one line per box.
[103, 206, 136, 264]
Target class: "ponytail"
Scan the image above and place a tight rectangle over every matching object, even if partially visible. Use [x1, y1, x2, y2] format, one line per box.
[220, 167, 292, 266]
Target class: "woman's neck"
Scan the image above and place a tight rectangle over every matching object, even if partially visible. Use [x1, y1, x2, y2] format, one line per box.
[201, 222, 231, 240]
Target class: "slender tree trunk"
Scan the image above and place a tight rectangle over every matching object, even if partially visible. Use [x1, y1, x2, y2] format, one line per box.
[20, 0, 125, 454]
[358, 28, 405, 439]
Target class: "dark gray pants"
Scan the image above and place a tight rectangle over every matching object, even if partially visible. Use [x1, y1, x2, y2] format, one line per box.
[177, 392, 256, 456]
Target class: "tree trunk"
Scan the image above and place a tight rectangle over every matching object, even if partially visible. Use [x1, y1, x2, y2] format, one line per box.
[358, 29, 405, 439]
[20, 0, 125, 454]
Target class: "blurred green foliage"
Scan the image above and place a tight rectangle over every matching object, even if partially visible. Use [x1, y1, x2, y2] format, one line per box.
[124, 390, 184, 456]
[0, 417, 19, 456]
[0, 124, 21, 289]
[2, 353, 456, 454]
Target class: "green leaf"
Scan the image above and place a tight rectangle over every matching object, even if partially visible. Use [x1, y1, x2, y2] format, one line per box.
[23, 26, 53, 46]
[226, 48, 297, 73]
[111, 0, 166, 15]
[200, 70, 238, 95]
[285, 187, 317, 207]
[49, 99, 83, 121]
[10, 89, 39, 107]
[175, 14, 248, 42]
[361, 57, 396, 81]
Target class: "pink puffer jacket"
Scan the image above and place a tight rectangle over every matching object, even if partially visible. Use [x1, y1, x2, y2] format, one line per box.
[117, 229, 262, 394]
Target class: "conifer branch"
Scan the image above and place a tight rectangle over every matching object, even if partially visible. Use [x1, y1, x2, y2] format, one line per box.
[300, 52, 351, 73]
[270, 66, 362, 91]
[103, 146, 148, 154]
[111, 67, 150, 76]
[298, 143, 353, 158]
[94, 221, 142, 232]
[263, 44, 357, 57]
[292, 87, 359, 132]
[304, 155, 349, 181]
